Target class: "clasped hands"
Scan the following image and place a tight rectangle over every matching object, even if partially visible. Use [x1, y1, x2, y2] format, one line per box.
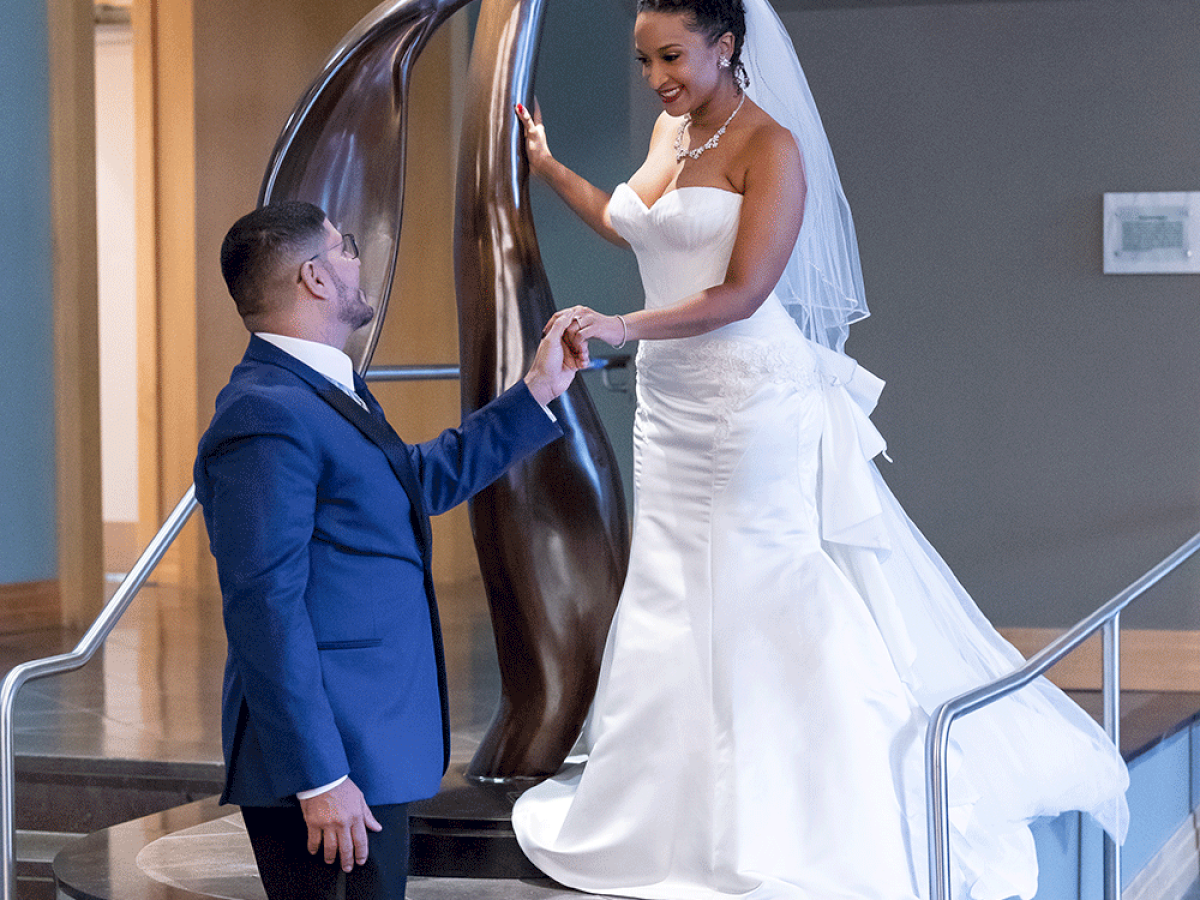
[547, 305, 626, 370]
[523, 306, 625, 406]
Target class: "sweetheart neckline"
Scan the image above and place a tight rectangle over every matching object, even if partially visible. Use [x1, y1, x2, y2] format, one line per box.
[617, 182, 743, 212]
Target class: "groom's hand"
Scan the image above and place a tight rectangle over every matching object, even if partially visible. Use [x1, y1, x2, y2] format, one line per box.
[524, 313, 584, 406]
[299, 777, 382, 872]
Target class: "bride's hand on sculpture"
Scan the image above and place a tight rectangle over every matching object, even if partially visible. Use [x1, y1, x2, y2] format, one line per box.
[514, 101, 553, 177]
[515, 102, 629, 248]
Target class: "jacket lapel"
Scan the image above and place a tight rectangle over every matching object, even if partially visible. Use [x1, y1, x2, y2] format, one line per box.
[242, 336, 432, 555]
[314, 382, 434, 556]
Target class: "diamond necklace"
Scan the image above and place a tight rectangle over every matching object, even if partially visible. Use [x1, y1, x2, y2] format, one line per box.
[674, 92, 746, 162]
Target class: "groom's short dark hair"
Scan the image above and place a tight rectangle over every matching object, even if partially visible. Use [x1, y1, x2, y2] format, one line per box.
[221, 200, 327, 318]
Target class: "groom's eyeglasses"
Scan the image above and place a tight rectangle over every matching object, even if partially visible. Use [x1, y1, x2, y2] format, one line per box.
[298, 233, 359, 281]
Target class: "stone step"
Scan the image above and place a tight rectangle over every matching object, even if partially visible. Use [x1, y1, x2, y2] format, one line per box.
[16, 829, 84, 900]
[15, 754, 223, 835]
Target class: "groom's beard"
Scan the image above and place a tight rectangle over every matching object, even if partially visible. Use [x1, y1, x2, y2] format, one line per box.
[329, 268, 375, 330]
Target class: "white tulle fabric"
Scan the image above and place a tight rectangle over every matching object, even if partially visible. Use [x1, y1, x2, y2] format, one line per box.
[740, 0, 867, 353]
[511, 184, 1128, 900]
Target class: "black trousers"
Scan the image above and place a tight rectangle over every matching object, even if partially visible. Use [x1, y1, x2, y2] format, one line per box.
[241, 802, 410, 900]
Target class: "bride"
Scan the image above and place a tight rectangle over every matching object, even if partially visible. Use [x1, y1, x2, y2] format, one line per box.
[512, 1, 1129, 897]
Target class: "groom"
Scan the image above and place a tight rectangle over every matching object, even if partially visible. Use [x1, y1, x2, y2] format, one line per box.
[194, 200, 581, 899]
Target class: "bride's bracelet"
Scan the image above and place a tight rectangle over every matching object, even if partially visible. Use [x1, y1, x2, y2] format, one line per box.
[614, 314, 627, 350]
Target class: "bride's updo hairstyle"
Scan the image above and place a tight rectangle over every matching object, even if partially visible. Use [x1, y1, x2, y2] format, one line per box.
[636, 0, 749, 89]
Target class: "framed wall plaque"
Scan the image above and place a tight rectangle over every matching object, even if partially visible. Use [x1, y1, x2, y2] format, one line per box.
[1104, 191, 1199, 274]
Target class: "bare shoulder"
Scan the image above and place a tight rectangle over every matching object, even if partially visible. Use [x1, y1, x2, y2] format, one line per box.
[722, 102, 801, 198]
[742, 103, 801, 170]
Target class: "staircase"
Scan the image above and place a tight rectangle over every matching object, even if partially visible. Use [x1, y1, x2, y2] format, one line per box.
[15, 753, 223, 899]
[9, 581, 1200, 899]
[32, 692, 1200, 900]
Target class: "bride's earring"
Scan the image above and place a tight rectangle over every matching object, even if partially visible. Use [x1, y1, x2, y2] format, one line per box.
[718, 56, 730, 69]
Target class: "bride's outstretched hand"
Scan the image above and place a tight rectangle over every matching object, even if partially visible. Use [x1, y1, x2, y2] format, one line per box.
[515, 100, 553, 176]
[547, 305, 627, 351]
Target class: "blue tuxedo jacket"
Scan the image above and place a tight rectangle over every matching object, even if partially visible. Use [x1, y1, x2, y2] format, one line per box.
[194, 336, 561, 807]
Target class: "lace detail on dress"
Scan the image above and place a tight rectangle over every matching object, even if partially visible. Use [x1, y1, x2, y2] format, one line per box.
[639, 334, 820, 442]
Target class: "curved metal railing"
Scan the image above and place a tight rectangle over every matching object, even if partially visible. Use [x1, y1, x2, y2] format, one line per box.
[0, 486, 198, 900]
[927, 530, 1200, 900]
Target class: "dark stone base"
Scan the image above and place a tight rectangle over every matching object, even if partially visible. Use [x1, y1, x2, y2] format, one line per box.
[409, 764, 541, 878]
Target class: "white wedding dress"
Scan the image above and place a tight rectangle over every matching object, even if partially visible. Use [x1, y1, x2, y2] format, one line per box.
[511, 183, 1128, 900]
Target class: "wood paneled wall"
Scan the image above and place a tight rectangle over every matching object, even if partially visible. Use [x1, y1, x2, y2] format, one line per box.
[0, 582, 61, 635]
[51, 0, 103, 627]
[1004, 628, 1200, 693]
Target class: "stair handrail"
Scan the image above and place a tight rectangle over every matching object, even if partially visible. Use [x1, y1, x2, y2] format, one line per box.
[927, 529, 1200, 900]
[0, 485, 198, 900]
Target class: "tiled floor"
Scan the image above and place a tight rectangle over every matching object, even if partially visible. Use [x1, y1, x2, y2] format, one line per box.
[4, 574, 533, 775]
[5, 583, 224, 769]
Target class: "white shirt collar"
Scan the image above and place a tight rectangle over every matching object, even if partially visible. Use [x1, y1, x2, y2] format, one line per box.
[256, 333, 357, 391]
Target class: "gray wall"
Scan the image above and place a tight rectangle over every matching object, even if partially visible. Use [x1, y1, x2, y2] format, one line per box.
[789, 0, 1200, 628]
[534, 0, 1200, 630]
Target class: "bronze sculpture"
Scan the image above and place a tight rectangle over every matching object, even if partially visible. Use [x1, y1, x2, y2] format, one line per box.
[455, 0, 628, 781]
[260, 0, 473, 368]
[259, 0, 629, 782]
